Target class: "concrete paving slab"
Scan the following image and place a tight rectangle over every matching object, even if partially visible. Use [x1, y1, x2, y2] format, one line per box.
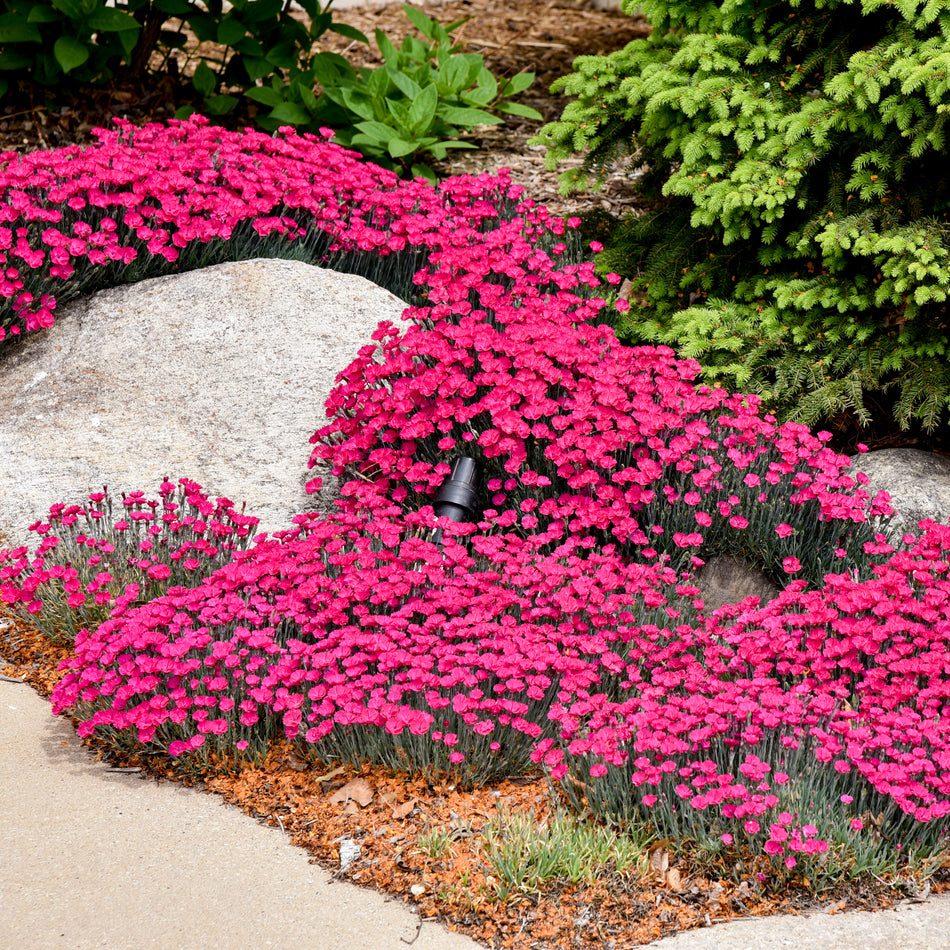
[648, 895, 950, 950]
[0, 683, 478, 950]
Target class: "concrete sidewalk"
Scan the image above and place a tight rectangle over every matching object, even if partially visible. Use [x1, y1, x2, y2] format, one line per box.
[0, 683, 479, 950]
[3, 679, 949, 950]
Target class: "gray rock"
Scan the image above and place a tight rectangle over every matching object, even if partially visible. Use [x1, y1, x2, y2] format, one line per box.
[694, 555, 782, 615]
[0, 258, 407, 549]
[850, 447, 950, 535]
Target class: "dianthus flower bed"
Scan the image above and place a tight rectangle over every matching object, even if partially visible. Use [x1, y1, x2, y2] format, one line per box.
[2, 116, 949, 889]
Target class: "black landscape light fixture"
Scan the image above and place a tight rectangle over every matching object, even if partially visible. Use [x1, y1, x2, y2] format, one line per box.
[430, 456, 479, 544]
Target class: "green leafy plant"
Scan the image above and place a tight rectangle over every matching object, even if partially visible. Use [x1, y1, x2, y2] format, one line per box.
[534, 0, 950, 434]
[165, 0, 368, 119]
[0, 0, 141, 94]
[0, 0, 368, 119]
[482, 807, 645, 900]
[248, 4, 542, 180]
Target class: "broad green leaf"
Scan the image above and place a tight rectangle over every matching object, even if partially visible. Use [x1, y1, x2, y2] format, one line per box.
[245, 85, 283, 107]
[376, 27, 399, 66]
[203, 94, 239, 115]
[233, 37, 263, 56]
[27, 7, 62, 24]
[349, 133, 387, 156]
[340, 88, 376, 122]
[494, 101, 543, 120]
[500, 71, 534, 96]
[217, 16, 247, 47]
[243, 0, 283, 23]
[408, 82, 438, 133]
[50, 0, 85, 20]
[410, 162, 437, 182]
[296, 0, 320, 17]
[117, 24, 137, 57]
[365, 66, 392, 98]
[159, 29, 189, 50]
[386, 97, 411, 128]
[268, 101, 311, 124]
[308, 11, 332, 39]
[438, 104, 501, 127]
[388, 137, 418, 158]
[355, 119, 396, 143]
[188, 13, 218, 43]
[0, 49, 32, 70]
[243, 55, 273, 82]
[191, 60, 217, 97]
[402, 3, 437, 41]
[444, 15, 474, 34]
[429, 140, 476, 153]
[461, 86, 494, 106]
[53, 35, 89, 73]
[0, 13, 41, 42]
[88, 8, 140, 31]
[438, 55, 477, 92]
[386, 65, 422, 100]
[331, 23, 369, 44]
[475, 66, 497, 99]
[265, 41, 297, 69]
[298, 83, 318, 112]
[309, 50, 355, 85]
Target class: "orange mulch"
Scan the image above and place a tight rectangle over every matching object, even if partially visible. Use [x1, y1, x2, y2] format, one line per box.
[2, 604, 937, 950]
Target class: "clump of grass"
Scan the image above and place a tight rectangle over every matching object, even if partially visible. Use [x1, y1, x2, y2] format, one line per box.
[417, 825, 458, 860]
[482, 806, 647, 900]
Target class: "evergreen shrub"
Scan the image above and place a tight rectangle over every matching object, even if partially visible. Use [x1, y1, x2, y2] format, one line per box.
[534, 0, 950, 433]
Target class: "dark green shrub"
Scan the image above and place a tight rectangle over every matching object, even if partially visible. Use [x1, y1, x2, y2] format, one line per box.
[164, 0, 368, 119]
[0, 0, 363, 111]
[0, 0, 141, 92]
[534, 0, 950, 432]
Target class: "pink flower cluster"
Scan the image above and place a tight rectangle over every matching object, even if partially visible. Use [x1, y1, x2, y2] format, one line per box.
[0, 115, 524, 338]
[311, 234, 892, 585]
[5, 115, 945, 877]
[538, 521, 950, 865]
[50, 506, 690, 768]
[0, 478, 259, 643]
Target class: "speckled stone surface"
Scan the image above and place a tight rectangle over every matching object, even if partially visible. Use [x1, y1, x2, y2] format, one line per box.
[850, 447, 950, 534]
[0, 259, 407, 549]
